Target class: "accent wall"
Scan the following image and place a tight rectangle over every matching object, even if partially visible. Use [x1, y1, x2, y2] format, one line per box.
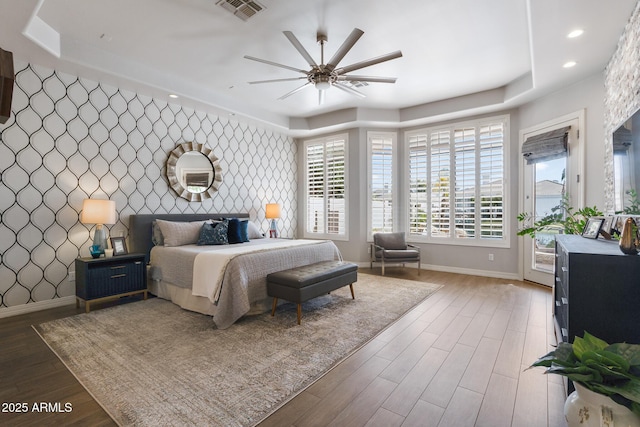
[0, 60, 296, 311]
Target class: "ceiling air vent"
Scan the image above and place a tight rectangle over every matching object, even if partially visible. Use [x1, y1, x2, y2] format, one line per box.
[216, 0, 265, 21]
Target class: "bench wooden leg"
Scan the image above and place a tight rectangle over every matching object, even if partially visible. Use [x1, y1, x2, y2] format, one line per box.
[271, 297, 278, 316]
[349, 283, 355, 299]
[297, 304, 302, 325]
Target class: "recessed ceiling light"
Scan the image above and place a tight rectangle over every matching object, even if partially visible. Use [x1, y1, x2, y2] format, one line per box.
[168, 94, 179, 99]
[567, 29, 584, 38]
[563, 61, 577, 68]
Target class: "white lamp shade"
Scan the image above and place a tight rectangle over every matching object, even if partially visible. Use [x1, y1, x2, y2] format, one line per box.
[80, 199, 117, 225]
[265, 203, 281, 219]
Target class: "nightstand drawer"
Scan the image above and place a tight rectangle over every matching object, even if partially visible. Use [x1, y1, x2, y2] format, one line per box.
[84, 261, 145, 299]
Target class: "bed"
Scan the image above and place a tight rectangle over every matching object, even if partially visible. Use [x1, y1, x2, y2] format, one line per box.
[128, 214, 339, 328]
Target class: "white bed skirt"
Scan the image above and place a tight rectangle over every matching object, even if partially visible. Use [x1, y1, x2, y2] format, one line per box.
[149, 279, 272, 319]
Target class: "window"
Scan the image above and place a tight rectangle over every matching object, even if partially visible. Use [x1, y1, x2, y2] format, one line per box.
[407, 116, 508, 246]
[368, 132, 395, 238]
[304, 134, 348, 239]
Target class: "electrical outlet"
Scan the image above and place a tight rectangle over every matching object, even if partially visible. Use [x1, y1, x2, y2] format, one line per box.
[488, 253, 494, 261]
[367, 246, 371, 254]
[68, 271, 75, 282]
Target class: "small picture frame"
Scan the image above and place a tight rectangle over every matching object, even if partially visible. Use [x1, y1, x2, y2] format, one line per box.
[600, 216, 614, 239]
[582, 218, 604, 239]
[110, 237, 128, 256]
[601, 216, 613, 234]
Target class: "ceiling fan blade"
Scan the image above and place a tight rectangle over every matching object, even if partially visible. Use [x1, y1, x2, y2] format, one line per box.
[249, 77, 308, 84]
[283, 31, 318, 68]
[334, 50, 403, 75]
[325, 28, 364, 71]
[278, 82, 312, 100]
[244, 55, 309, 74]
[338, 75, 397, 84]
[333, 82, 366, 98]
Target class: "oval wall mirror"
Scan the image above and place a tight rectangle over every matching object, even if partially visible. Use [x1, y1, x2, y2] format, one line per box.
[166, 142, 223, 201]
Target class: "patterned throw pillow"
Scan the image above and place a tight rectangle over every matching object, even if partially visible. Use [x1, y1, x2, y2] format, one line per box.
[197, 220, 229, 245]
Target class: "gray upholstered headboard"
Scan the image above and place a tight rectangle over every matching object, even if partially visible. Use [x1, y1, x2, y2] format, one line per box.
[128, 213, 250, 263]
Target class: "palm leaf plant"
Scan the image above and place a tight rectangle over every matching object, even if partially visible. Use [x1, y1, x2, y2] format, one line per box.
[530, 332, 640, 416]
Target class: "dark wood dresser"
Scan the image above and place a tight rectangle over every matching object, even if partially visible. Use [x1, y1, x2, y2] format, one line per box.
[554, 235, 640, 346]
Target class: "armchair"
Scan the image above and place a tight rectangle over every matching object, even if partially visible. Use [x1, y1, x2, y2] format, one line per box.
[370, 232, 421, 275]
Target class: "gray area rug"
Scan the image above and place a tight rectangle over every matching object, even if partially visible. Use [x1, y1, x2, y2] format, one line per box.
[35, 273, 441, 426]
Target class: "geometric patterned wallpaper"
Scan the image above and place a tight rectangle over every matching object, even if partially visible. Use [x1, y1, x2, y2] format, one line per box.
[0, 60, 297, 309]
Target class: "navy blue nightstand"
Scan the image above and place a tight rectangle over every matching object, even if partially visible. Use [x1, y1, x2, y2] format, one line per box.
[75, 253, 147, 312]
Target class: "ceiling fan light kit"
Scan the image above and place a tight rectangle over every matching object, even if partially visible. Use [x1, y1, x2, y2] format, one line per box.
[244, 28, 402, 104]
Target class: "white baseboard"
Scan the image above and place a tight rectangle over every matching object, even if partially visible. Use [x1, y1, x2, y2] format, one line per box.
[0, 296, 75, 319]
[353, 261, 520, 281]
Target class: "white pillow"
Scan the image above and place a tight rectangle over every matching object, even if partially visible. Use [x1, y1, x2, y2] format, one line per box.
[155, 219, 207, 247]
[247, 221, 264, 239]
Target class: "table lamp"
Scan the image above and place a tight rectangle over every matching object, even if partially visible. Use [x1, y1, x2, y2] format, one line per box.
[81, 199, 117, 255]
[265, 203, 281, 238]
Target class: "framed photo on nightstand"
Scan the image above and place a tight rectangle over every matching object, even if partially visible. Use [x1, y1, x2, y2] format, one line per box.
[110, 237, 128, 255]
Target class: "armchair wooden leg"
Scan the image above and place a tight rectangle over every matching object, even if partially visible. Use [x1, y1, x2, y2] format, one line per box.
[271, 297, 278, 316]
[297, 304, 302, 325]
[349, 283, 355, 299]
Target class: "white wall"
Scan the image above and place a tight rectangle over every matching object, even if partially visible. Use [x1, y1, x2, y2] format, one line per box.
[518, 74, 606, 210]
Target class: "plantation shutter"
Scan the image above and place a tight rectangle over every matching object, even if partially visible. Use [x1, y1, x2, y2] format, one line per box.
[408, 135, 428, 236]
[305, 135, 347, 237]
[430, 131, 451, 237]
[479, 123, 504, 239]
[370, 135, 394, 234]
[326, 138, 345, 235]
[454, 128, 476, 238]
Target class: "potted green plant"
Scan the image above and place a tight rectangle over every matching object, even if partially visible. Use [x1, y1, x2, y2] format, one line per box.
[517, 194, 602, 237]
[530, 332, 640, 425]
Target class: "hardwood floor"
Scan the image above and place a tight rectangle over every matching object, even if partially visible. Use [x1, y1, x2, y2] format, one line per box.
[258, 268, 567, 427]
[0, 269, 567, 427]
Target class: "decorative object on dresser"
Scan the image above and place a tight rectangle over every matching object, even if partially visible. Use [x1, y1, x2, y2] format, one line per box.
[166, 141, 223, 201]
[530, 332, 640, 426]
[80, 198, 117, 256]
[75, 253, 147, 313]
[265, 202, 281, 238]
[553, 235, 640, 369]
[581, 217, 604, 239]
[36, 273, 442, 427]
[619, 216, 639, 254]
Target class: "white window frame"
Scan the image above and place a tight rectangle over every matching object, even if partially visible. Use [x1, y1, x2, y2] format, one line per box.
[405, 114, 510, 248]
[303, 133, 349, 241]
[367, 131, 397, 241]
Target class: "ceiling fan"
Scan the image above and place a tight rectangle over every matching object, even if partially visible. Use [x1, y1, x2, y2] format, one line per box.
[244, 28, 402, 104]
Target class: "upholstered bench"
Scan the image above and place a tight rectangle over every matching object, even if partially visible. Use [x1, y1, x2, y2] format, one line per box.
[267, 260, 358, 325]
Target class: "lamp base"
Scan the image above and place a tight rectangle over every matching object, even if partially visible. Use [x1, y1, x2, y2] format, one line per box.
[269, 219, 278, 238]
[93, 225, 107, 254]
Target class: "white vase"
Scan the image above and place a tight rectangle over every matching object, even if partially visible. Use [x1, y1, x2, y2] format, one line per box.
[565, 383, 640, 427]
